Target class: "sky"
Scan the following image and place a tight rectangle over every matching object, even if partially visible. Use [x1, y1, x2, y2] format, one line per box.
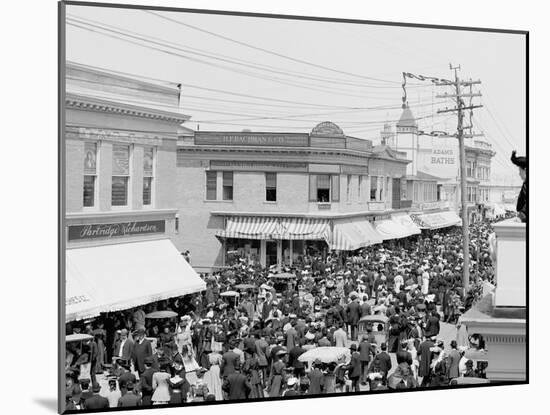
[65, 4, 526, 183]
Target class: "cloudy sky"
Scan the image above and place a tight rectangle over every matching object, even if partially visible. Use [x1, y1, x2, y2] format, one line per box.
[65, 4, 526, 182]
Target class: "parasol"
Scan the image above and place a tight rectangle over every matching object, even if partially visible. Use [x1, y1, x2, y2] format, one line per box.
[269, 272, 296, 279]
[145, 310, 178, 319]
[298, 347, 350, 364]
[234, 284, 256, 291]
[220, 290, 240, 297]
[66, 333, 93, 342]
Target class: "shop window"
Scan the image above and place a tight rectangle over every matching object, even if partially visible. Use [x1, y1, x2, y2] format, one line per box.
[83, 142, 97, 207]
[370, 176, 378, 201]
[111, 144, 130, 206]
[265, 172, 277, 202]
[223, 171, 233, 201]
[206, 171, 217, 200]
[143, 147, 154, 206]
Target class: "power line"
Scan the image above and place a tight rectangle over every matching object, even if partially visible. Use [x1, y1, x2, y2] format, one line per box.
[145, 11, 402, 85]
[68, 19, 416, 101]
[68, 14, 423, 91]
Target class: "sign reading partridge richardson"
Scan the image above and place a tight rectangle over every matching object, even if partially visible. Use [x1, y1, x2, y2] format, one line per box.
[68, 220, 165, 241]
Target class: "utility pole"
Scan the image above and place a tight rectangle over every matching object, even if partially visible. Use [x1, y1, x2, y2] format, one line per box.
[402, 67, 483, 292]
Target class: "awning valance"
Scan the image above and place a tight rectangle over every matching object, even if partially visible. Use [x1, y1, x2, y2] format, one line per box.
[65, 239, 206, 322]
[410, 210, 462, 230]
[374, 214, 421, 240]
[330, 218, 383, 251]
[216, 216, 330, 242]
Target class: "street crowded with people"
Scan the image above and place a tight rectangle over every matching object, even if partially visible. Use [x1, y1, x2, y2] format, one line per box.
[64, 214, 515, 410]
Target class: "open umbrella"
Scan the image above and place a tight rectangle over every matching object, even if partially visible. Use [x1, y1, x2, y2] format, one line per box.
[66, 333, 93, 343]
[234, 284, 256, 290]
[269, 272, 296, 279]
[145, 310, 178, 319]
[220, 290, 240, 297]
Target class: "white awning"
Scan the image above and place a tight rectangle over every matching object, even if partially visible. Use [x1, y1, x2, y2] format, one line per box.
[411, 210, 462, 230]
[330, 218, 383, 251]
[65, 239, 206, 322]
[373, 213, 421, 241]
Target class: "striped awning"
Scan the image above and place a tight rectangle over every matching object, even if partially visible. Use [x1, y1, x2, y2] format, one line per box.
[279, 217, 331, 242]
[330, 218, 383, 251]
[216, 216, 281, 240]
[411, 210, 462, 230]
[374, 214, 421, 240]
[216, 216, 331, 242]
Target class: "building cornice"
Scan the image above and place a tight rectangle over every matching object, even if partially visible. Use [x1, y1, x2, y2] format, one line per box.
[66, 92, 190, 124]
[177, 145, 409, 165]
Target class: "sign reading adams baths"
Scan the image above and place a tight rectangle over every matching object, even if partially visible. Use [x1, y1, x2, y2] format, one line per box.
[195, 132, 309, 147]
[68, 220, 165, 241]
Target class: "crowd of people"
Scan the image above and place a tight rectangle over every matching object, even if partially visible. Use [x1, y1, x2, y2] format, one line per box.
[65, 217, 509, 410]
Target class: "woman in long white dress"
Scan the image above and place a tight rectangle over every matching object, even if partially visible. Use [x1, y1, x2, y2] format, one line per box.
[406, 339, 420, 381]
[151, 363, 171, 405]
[181, 345, 200, 385]
[203, 353, 223, 400]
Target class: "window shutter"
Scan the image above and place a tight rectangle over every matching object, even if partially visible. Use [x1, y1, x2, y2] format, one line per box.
[331, 175, 340, 202]
[309, 175, 317, 202]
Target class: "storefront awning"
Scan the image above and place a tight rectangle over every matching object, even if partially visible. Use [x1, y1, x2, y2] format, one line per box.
[216, 216, 330, 242]
[330, 218, 383, 251]
[374, 214, 421, 240]
[65, 239, 206, 322]
[410, 210, 462, 230]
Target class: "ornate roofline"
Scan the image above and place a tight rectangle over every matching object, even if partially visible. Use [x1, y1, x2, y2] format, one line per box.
[65, 92, 190, 124]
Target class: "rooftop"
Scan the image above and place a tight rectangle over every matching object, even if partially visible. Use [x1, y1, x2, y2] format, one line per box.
[396, 105, 417, 128]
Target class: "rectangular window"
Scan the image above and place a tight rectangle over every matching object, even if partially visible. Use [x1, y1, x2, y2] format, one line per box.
[143, 147, 154, 206]
[111, 144, 130, 206]
[206, 171, 217, 200]
[358, 176, 362, 201]
[370, 176, 378, 201]
[317, 174, 330, 202]
[378, 177, 384, 201]
[346, 175, 351, 202]
[83, 142, 97, 207]
[265, 172, 277, 202]
[223, 171, 233, 201]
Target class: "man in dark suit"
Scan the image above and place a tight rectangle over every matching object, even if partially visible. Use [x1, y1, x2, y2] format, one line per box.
[288, 338, 306, 378]
[221, 343, 241, 377]
[117, 360, 137, 396]
[117, 381, 141, 407]
[418, 335, 435, 386]
[132, 328, 153, 376]
[371, 343, 392, 383]
[346, 298, 362, 341]
[360, 296, 371, 317]
[347, 344, 362, 392]
[83, 383, 109, 410]
[113, 329, 134, 363]
[307, 359, 325, 395]
[511, 150, 527, 222]
[222, 364, 250, 400]
[358, 335, 372, 384]
[139, 356, 157, 406]
[424, 311, 440, 339]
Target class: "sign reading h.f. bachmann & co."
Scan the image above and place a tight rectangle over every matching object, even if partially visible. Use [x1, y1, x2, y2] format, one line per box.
[68, 220, 165, 241]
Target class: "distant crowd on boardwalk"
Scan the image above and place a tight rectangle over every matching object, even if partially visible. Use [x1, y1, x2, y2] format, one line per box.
[65, 214, 517, 410]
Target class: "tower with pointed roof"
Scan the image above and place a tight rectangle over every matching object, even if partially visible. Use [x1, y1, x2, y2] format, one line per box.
[394, 103, 419, 175]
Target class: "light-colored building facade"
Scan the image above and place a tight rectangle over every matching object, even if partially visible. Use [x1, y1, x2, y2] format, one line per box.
[64, 62, 204, 322]
[174, 122, 417, 271]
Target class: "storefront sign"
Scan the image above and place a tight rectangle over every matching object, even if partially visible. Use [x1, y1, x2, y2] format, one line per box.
[195, 132, 309, 147]
[210, 160, 308, 172]
[68, 220, 165, 241]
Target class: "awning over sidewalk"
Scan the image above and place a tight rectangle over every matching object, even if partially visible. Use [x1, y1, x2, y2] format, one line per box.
[216, 216, 330, 242]
[411, 210, 462, 230]
[330, 218, 383, 251]
[374, 214, 421, 240]
[65, 239, 206, 322]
